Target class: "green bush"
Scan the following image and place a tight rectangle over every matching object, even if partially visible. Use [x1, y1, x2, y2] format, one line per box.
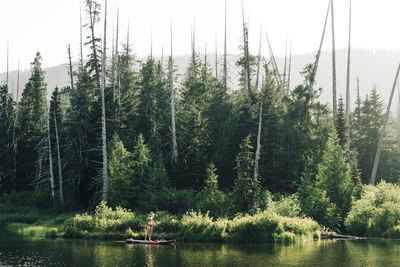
[226, 210, 319, 243]
[19, 225, 58, 237]
[64, 202, 137, 234]
[383, 225, 400, 238]
[345, 181, 400, 237]
[272, 194, 302, 218]
[180, 211, 226, 242]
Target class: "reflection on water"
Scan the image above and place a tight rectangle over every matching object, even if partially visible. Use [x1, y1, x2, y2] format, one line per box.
[1, 229, 400, 267]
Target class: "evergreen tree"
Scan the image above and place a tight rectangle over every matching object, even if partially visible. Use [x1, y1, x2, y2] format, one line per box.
[118, 44, 140, 149]
[176, 54, 209, 188]
[231, 135, 256, 213]
[0, 85, 15, 192]
[299, 129, 353, 230]
[335, 98, 349, 150]
[283, 64, 331, 192]
[259, 64, 285, 192]
[196, 162, 227, 217]
[64, 68, 97, 205]
[16, 52, 47, 191]
[108, 133, 134, 208]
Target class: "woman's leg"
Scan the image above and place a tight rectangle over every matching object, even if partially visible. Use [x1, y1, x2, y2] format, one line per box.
[148, 227, 153, 241]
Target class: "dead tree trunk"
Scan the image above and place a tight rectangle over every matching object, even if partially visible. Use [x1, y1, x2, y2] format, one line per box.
[6, 41, 9, 90]
[67, 45, 75, 91]
[370, 63, 400, 184]
[12, 61, 20, 189]
[47, 106, 55, 198]
[53, 109, 64, 205]
[111, 21, 115, 101]
[100, 0, 109, 201]
[169, 23, 178, 165]
[80, 5, 84, 70]
[310, 0, 330, 88]
[287, 43, 292, 94]
[331, 0, 337, 118]
[255, 27, 262, 91]
[215, 34, 218, 80]
[88, 0, 101, 91]
[283, 39, 288, 91]
[345, 0, 352, 119]
[223, 0, 228, 94]
[252, 81, 263, 209]
[265, 31, 281, 87]
[241, 2, 252, 117]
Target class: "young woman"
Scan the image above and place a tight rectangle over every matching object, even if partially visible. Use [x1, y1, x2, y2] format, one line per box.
[144, 212, 157, 241]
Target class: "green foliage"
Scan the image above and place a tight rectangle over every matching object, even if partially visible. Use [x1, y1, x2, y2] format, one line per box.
[196, 162, 230, 218]
[272, 195, 302, 218]
[299, 130, 353, 230]
[108, 133, 134, 208]
[65, 201, 136, 234]
[226, 210, 319, 243]
[345, 181, 400, 237]
[231, 135, 256, 213]
[16, 52, 48, 191]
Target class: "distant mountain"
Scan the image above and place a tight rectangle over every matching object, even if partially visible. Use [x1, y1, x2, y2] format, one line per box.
[2, 48, 400, 111]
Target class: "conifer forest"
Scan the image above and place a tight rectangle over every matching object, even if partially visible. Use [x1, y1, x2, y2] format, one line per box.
[2, 0, 400, 239]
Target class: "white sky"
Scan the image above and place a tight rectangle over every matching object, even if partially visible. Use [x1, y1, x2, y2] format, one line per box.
[1, 0, 400, 72]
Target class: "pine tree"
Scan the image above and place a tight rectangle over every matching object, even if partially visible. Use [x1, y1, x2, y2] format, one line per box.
[335, 98, 349, 151]
[0, 85, 15, 192]
[259, 64, 285, 192]
[196, 162, 227, 217]
[16, 52, 47, 191]
[315, 130, 353, 228]
[108, 133, 134, 208]
[231, 135, 256, 213]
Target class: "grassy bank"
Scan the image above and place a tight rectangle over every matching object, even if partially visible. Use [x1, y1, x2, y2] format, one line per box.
[3, 202, 320, 243]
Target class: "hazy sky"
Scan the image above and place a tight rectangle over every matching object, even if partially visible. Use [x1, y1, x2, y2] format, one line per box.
[1, 0, 400, 73]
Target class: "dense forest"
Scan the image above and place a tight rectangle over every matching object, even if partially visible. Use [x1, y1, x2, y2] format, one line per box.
[1, 0, 400, 234]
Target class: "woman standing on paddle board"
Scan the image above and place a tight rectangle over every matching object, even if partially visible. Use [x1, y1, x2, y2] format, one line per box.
[145, 212, 157, 241]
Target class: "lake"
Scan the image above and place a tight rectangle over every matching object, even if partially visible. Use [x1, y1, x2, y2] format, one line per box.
[1, 229, 400, 266]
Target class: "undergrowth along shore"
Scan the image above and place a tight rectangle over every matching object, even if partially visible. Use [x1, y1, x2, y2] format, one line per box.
[4, 182, 400, 241]
[3, 202, 320, 243]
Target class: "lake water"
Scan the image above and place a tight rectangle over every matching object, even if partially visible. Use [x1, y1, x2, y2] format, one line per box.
[1, 229, 400, 266]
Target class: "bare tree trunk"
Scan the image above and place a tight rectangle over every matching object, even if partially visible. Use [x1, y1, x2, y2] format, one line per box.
[357, 76, 360, 102]
[88, 0, 101, 91]
[67, 45, 75, 91]
[101, 0, 109, 201]
[236, 156, 242, 180]
[370, 63, 400, 184]
[310, 0, 330, 88]
[331, 0, 337, 118]
[265, 31, 281, 87]
[204, 44, 207, 66]
[215, 34, 218, 80]
[47, 106, 55, 198]
[255, 27, 262, 91]
[223, 0, 228, 94]
[398, 79, 400, 124]
[6, 40, 9, 90]
[169, 23, 178, 165]
[115, 9, 120, 120]
[241, 2, 252, 117]
[345, 0, 352, 119]
[283, 39, 288, 91]
[80, 5, 84, 70]
[12, 61, 20, 190]
[111, 21, 115, 101]
[252, 84, 263, 210]
[53, 109, 64, 205]
[287, 43, 292, 94]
